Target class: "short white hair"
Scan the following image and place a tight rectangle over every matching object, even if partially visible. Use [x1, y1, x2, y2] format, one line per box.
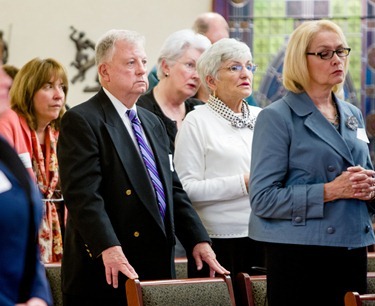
[156, 29, 211, 80]
[197, 38, 252, 93]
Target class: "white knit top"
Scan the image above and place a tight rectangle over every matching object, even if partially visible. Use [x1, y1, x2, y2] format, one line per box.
[174, 104, 262, 238]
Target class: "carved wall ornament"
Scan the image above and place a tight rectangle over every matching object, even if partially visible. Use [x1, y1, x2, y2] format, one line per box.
[0, 31, 9, 64]
[69, 26, 100, 92]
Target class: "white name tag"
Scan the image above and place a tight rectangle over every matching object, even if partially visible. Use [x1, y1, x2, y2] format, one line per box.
[169, 154, 174, 172]
[18, 152, 32, 169]
[0, 170, 12, 194]
[357, 128, 370, 143]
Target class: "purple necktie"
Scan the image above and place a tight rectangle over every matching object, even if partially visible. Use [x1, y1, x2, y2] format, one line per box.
[127, 109, 166, 219]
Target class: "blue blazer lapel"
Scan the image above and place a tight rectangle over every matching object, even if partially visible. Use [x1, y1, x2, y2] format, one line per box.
[336, 100, 362, 153]
[284, 92, 354, 165]
[99, 92, 165, 229]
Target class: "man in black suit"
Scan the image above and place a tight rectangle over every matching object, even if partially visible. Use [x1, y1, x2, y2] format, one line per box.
[57, 29, 229, 306]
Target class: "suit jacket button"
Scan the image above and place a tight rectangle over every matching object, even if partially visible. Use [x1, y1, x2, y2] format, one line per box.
[365, 225, 372, 233]
[133, 231, 140, 237]
[125, 189, 132, 196]
[86, 248, 92, 257]
[326, 227, 335, 234]
[327, 165, 335, 172]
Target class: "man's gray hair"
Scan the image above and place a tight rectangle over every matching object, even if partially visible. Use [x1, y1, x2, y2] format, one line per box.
[95, 29, 145, 66]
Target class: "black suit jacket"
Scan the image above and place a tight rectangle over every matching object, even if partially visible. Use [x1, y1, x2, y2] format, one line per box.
[57, 89, 210, 301]
[137, 88, 204, 152]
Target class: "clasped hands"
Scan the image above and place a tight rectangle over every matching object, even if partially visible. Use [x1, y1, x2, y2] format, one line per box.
[328, 165, 375, 201]
[102, 243, 230, 288]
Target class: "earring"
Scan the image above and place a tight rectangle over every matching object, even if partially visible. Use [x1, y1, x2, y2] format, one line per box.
[165, 72, 169, 77]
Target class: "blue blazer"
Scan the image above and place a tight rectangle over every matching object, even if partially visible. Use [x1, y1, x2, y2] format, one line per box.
[0, 137, 52, 306]
[249, 91, 375, 248]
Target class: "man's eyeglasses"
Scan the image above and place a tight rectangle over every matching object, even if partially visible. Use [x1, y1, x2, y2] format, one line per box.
[220, 64, 257, 73]
[306, 48, 351, 60]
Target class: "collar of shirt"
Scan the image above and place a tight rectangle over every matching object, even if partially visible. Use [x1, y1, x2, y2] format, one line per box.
[102, 87, 152, 155]
[102, 87, 140, 147]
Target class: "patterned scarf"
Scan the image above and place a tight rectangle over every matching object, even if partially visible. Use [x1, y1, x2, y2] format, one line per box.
[31, 125, 63, 263]
[207, 94, 256, 129]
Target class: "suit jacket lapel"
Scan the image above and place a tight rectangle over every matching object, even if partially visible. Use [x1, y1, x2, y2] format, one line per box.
[0, 137, 31, 193]
[337, 101, 361, 155]
[98, 91, 165, 230]
[284, 92, 354, 165]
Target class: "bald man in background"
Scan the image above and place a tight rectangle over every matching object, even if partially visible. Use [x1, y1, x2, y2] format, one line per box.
[192, 12, 229, 44]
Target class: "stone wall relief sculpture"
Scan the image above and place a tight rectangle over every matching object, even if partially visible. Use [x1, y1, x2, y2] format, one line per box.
[69, 26, 99, 92]
[0, 31, 9, 64]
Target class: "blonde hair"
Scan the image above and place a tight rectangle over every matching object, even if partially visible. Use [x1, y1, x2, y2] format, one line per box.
[10, 58, 68, 131]
[283, 20, 349, 94]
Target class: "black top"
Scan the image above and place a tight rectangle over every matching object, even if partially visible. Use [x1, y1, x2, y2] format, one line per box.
[137, 89, 204, 152]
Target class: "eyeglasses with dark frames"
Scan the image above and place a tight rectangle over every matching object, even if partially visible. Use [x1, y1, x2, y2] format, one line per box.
[219, 64, 257, 73]
[306, 48, 351, 60]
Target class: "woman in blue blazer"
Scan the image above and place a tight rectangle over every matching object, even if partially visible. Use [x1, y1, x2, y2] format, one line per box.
[249, 20, 375, 306]
[0, 42, 52, 305]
